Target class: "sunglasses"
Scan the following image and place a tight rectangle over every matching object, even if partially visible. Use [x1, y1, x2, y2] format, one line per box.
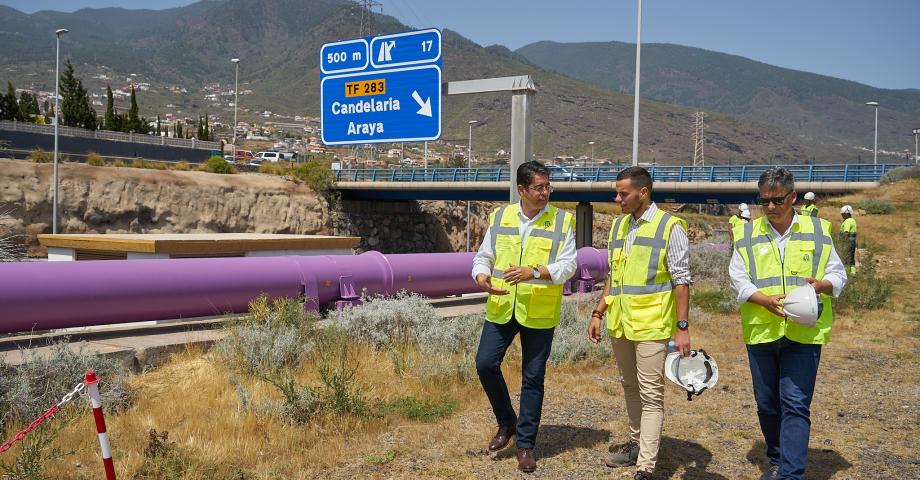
[528, 184, 554, 193]
[758, 191, 793, 206]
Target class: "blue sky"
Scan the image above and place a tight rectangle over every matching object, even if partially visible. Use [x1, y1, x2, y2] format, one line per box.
[4, 0, 917, 90]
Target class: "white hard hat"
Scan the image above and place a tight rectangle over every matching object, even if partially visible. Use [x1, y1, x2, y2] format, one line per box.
[740, 210, 751, 219]
[665, 349, 719, 401]
[804, 192, 816, 200]
[738, 203, 749, 212]
[782, 284, 824, 327]
[840, 205, 853, 215]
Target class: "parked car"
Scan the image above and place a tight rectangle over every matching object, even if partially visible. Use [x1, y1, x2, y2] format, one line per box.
[546, 165, 586, 181]
[256, 151, 282, 163]
[248, 158, 262, 167]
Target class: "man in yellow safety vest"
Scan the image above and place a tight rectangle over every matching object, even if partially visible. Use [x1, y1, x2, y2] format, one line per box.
[799, 191, 818, 217]
[729, 168, 848, 480]
[588, 166, 692, 480]
[839, 205, 857, 275]
[471, 160, 577, 473]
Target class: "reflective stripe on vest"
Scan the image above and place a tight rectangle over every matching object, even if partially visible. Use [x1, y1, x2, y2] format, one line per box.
[605, 209, 684, 341]
[737, 215, 835, 345]
[486, 204, 574, 329]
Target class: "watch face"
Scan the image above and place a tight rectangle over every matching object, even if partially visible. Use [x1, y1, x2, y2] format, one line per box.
[677, 320, 689, 330]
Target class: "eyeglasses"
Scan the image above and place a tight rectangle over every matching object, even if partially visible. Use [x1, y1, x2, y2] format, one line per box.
[528, 184, 554, 193]
[758, 191, 793, 206]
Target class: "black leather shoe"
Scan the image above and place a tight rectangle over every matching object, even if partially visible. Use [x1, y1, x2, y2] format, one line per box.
[516, 448, 536, 473]
[487, 424, 515, 452]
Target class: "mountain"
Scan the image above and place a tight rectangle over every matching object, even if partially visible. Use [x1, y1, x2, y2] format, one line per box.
[0, 1, 862, 163]
[516, 40, 920, 154]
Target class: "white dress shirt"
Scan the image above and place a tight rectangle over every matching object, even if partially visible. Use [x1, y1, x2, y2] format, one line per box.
[730, 213, 848, 303]
[472, 203, 578, 285]
[620, 202, 692, 285]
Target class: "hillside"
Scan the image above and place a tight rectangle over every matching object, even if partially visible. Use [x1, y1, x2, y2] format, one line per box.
[0, 0, 860, 163]
[516, 40, 920, 155]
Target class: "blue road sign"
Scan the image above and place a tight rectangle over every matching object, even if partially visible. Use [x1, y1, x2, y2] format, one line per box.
[320, 28, 442, 146]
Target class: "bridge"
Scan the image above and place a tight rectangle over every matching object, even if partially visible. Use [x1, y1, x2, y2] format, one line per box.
[334, 163, 903, 203]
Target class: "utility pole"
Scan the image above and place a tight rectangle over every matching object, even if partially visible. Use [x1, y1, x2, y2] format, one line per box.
[355, 0, 381, 37]
[630, 0, 643, 167]
[52, 28, 68, 235]
[913, 128, 919, 164]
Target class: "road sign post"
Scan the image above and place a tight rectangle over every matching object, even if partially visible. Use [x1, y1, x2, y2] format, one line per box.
[321, 29, 442, 146]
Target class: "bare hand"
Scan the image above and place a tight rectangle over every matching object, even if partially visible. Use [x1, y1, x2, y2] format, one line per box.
[804, 277, 832, 295]
[476, 274, 508, 295]
[502, 265, 533, 285]
[673, 329, 691, 357]
[588, 315, 603, 344]
[761, 294, 786, 317]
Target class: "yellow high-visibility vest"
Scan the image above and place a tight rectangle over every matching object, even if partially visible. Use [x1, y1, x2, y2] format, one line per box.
[732, 216, 835, 345]
[605, 209, 686, 341]
[729, 215, 742, 229]
[800, 204, 819, 217]
[840, 218, 857, 237]
[486, 204, 575, 329]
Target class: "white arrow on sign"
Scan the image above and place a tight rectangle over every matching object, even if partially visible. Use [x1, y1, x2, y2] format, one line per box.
[411, 90, 432, 117]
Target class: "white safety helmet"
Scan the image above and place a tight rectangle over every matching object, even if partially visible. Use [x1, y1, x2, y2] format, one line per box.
[840, 205, 853, 215]
[740, 210, 751, 220]
[804, 192, 816, 201]
[782, 284, 824, 327]
[738, 202, 749, 212]
[665, 349, 719, 401]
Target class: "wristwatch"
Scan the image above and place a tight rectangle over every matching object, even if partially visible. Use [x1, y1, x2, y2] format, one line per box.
[677, 319, 689, 331]
[532, 266, 541, 279]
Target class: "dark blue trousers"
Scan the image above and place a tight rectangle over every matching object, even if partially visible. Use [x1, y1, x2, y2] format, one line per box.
[475, 317, 555, 449]
[746, 337, 822, 480]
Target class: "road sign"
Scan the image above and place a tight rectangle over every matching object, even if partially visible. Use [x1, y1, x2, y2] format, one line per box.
[320, 28, 442, 146]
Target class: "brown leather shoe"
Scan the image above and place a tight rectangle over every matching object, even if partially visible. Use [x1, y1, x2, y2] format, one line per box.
[487, 424, 515, 452]
[516, 448, 536, 473]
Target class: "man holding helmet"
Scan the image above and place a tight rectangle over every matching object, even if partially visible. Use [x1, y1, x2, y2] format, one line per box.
[729, 168, 848, 480]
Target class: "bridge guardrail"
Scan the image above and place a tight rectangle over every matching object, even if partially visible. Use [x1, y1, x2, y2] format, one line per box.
[0, 120, 220, 151]
[334, 163, 906, 183]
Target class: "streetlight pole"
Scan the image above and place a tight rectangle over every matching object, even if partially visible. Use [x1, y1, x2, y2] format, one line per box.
[912, 128, 919, 164]
[631, 0, 642, 167]
[589, 141, 595, 167]
[52, 28, 68, 235]
[231, 58, 240, 158]
[866, 101, 878, 165]
[466, 120, 478, 252]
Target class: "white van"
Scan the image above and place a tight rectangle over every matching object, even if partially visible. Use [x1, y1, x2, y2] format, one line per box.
[256, 151, 281, 163]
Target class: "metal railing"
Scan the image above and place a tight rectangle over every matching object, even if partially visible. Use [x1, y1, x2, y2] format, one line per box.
[0, 120, 220, 151]
[335, 163, 906, 183]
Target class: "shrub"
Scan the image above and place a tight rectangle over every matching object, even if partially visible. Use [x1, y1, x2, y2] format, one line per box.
[549, 291, 613, 365]
[880, 165, 920, 183]
[689, 245, 732, 288]
[837, 251, 892, 310]
[692, 289, 737, 314]
[294, 159, 336, 196]
[112, 159, 125, 168]
[28, 149, 51, 163]
[85, 152, 104, 166]
[856, 199, 895, 215]
[173, 160, 189, 171]
[204, 155, 234, 174]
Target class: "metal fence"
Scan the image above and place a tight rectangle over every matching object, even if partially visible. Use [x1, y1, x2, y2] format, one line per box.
[335, 163, 907, 183]
[0, 120, 220, 151]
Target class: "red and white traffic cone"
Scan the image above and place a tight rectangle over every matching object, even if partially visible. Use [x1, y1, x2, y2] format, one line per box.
[85, 371, 116, 480]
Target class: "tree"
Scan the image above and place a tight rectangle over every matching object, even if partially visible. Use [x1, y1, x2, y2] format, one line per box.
[155, 115, 161, 136]
[203, 113, 211, 141]
[175, 121, 183, 138]
[0, 82, 19, 121]
[18, 91, 40, 121]
[125, 86, 144, 133]
[196, 115, 203, 139]
[42, 99, 52, 123]
[103, 85, 117, 131]
[59, 60, 97, 129]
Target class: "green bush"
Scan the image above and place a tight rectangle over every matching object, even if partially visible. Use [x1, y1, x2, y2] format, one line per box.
[173, 160, 189, 171]
[856, 199, 895, 215]
[549, 291, 613, 365]
[689, 246, 732, 288]
[204, 155, 234, 174]
[384, 395, 458, 422]
[294, 159, 336, 196]
[880, 165, 920, 183]
[692, 289, 737, 314]
[837, 252, 892, 310]
[28, 149, 51, 163]
[86, 152, 104, 166]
